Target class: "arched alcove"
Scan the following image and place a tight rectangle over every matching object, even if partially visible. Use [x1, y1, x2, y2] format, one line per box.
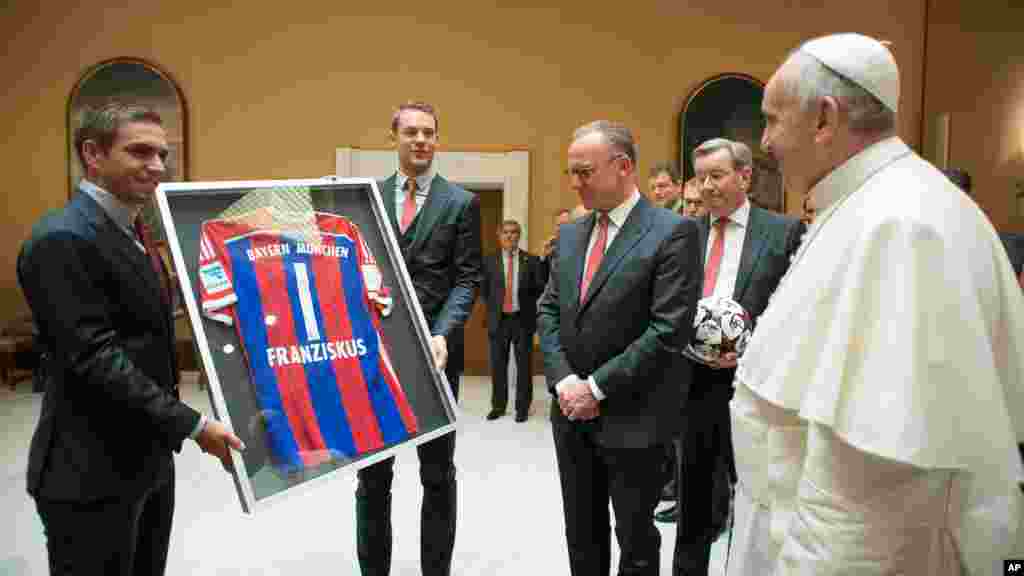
[680, 73, 784, 212]
[67, 58, 188, 241]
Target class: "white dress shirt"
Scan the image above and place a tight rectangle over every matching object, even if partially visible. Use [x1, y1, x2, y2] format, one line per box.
[705, 199, 751, 299]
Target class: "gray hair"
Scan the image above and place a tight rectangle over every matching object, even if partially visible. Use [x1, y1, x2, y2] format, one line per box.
[692, 138, 753, 172]
[782, 49, 896, 134]
[572, 120, 638, 165]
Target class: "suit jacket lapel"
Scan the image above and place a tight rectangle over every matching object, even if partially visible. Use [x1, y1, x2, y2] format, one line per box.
[407, 175, 452, 256]
[379, 174, 401, 237]
[697, 214, 710, 269]
[516, 251, 530, 298]
[733, 206, 766, 304]
[495, 253, 507, 306]
[74, 192, 164, 311]
[578, 199, 653, 314]
[569, 213, 594, 312]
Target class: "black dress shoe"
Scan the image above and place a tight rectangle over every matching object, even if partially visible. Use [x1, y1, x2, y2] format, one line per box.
[486, 410, 504, 420]
[514, 414, 527, 422]
[654, 505, 679, 523]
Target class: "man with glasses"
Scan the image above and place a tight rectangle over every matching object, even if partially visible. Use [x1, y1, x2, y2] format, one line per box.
[673, 138, 803, 575]
[539, 120, 700, 575]
[681, 178, 706, 218]
[648, 162, 684, 212]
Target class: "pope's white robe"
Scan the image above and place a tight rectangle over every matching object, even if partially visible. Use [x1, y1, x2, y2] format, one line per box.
[727, 137, 1024, 576]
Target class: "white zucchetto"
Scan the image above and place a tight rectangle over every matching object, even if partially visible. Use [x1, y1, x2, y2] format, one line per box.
[800, 32, 899, 113]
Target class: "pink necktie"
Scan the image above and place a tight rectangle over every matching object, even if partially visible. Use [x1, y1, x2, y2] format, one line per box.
[133, 218, 171, 306]
[580, 213, 609, 303]
[703, 218, 727, 298]
[400, 179, 418, 233]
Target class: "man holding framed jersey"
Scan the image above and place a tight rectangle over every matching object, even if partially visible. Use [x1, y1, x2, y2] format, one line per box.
[355, 101, 482, 576]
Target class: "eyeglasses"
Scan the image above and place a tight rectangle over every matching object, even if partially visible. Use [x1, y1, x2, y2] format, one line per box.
[565, 153, 627, 180]
[693, 169, 735, 186]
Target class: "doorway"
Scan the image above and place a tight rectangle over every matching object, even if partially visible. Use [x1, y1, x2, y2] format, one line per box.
[462, 185, 502, 376]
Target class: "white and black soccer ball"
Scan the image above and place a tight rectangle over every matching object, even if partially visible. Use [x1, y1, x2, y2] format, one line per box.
[684, 296, 752, 366]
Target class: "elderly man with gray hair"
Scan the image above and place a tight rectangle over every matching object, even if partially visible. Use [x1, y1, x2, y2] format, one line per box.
[729, 33, 1024, 575]
[671, 136, 804, 575]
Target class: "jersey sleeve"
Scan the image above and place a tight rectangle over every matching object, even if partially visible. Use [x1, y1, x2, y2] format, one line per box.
[353, 222, 393, 317]
[197, 220, 238, 325]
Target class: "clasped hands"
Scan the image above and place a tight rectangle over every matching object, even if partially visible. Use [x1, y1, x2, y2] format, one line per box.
[557, 375, 600, 421]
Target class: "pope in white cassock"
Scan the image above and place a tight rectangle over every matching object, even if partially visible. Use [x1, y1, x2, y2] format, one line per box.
[728, 33, 1024, 575]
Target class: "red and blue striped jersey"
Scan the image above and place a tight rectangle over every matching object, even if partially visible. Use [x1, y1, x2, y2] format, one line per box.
[197, 211, 417, 472]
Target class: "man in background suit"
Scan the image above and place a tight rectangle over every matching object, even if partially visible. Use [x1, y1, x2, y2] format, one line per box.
[482, 219, 545, 422]
[681, 178, 706, 219]
[542, 208, 572, 262]
[356, 101, 482, 576]
[648, 162, 683, 212]
[673, 138, 804, 575]
[539, 120, 700, 575]
[18, 102, 241, 576]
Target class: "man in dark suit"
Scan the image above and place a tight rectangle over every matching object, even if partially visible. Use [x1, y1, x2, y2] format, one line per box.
[355, 101, 482, 576]
[672, 138, 804, 575]
[481, 219, 544, 422]
[17, 102, 242, 576]
[538, 120, 701, 575]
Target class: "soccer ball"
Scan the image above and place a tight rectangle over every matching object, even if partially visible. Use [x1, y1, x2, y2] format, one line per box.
[684, 296, 752, 366]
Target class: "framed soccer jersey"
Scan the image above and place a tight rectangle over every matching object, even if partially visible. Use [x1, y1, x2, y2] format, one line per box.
[154, 178, 458, 513]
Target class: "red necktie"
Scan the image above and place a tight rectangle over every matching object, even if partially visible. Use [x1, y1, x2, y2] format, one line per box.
[133, 218, 171, 307]
[1018, 267, 1023, 290]
[503, 251, 515, 313]
[703, 217, 727, 297]
[580, 213, 610, 303]
[400, 179, 418, 233]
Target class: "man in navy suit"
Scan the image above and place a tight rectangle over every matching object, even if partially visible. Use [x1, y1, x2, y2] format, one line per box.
[672, 138, 804, 575]
[539, 120, 701, 575]
[18, 102, 242, 576]
[355, 101, 482, 576]
[481, 219, 545, 422]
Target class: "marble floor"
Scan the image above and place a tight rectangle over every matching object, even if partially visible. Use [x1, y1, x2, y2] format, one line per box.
[0, 374, 728, 576]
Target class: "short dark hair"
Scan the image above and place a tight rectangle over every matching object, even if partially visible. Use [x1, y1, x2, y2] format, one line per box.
[942, 168, 972, 194]
[74, 101, 162, 171]
[391, 101, 439, 134]
[649, 161, 680, 183]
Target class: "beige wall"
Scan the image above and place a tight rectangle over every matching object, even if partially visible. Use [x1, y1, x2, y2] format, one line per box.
[923, 0, 1024, 232]
[0, 1, 926, 318]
